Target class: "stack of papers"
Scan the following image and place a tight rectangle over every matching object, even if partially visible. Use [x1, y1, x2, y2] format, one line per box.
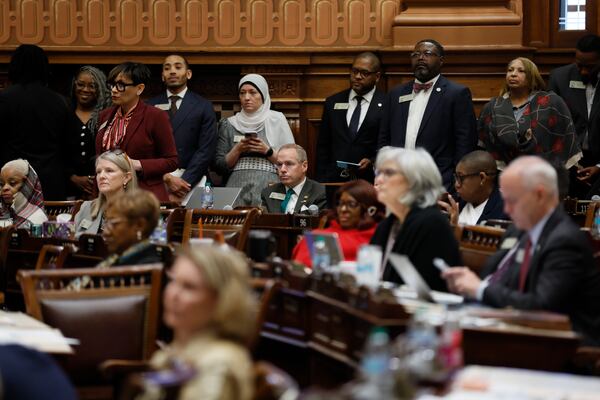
[0, 311, 74, 354]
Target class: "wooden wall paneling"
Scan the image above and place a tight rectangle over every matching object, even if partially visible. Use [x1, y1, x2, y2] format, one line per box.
[523, 0, 550, 48]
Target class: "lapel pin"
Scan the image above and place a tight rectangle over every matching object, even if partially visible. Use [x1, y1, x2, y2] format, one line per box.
[378, 103, 382, 107]
[436, 88, 441, 92]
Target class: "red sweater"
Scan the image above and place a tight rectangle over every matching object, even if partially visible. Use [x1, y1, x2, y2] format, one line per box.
[292, 220, 377, 268]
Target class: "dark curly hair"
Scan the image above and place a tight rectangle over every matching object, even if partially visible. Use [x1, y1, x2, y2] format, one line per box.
[328, 179, 385, 230]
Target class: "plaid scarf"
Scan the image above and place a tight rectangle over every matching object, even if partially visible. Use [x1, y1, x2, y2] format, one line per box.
[101, 104, 137, 151]
[0, 164, 45, 228]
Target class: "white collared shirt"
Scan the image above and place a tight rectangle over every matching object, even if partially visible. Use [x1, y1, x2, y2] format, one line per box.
[166, 86, 188, 110]
[583, 74, 598, 149]
[405, 75, 440, 149]
[458, 199, 488, 226]
[284, 177, 307, 214]
[347, 87, 376, 131]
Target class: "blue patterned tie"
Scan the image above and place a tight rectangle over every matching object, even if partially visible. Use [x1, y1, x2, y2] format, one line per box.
[280, 189, 293, 213]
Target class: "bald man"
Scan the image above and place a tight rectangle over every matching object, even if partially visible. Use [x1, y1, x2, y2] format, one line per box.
[443, 156, 600, 345]
[438, 150, 507, 225]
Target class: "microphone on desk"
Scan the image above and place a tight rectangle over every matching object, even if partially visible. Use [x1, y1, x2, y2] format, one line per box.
[223, 205, 233, 210]
[592, 195, 600, 201]
[307, 204, 319, 216]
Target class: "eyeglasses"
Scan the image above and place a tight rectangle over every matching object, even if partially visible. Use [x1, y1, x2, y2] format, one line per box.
[410, 50, 440, 59]
[107, 81, 137, 92]
[103, 217, 126, 230]
[75, 81, 97, 91]
[453, 171, 496, 185]
[374, 168, 402, 179]
[337, 201, 360, 210]
[350, 68, 378, 78]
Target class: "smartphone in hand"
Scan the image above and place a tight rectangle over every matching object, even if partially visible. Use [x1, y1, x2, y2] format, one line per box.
[244, 132, 258, 139]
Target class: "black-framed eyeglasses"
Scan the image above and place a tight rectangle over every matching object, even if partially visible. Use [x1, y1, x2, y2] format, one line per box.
[453, 171, 496, 185]
[107, 81, 137, 92]
[337, 200, 360, 210]
[410, 50, 440, 59]
[350, 68, 378, 78]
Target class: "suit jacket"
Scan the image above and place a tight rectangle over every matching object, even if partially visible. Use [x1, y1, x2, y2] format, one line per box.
[481, 207, 600, 345]
[548, 63, 600, 163]
[260, 178, 327, 214]
[73, 200, 102, 238]
[458, 186, 508, 224]
[147, 91, 217, 186]
[316, 88, 386, 182]
[370, 206, 461, 292]
[377, 75, 477, 188]
[0, 82, 74, 200]
[96, 101, 178, 201]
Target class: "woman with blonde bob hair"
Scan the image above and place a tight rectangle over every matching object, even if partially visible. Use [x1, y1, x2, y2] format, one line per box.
[479, 57, 580, 170]
[370, 147, 460, 291]
[141, 244, 256, 400]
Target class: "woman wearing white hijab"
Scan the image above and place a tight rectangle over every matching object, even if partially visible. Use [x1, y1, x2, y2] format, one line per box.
[215, 74, 295, 206]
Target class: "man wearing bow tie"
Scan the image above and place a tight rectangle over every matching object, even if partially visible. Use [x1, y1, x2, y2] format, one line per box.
[378, 39, 477, 189]
[442, 156, 600, 345]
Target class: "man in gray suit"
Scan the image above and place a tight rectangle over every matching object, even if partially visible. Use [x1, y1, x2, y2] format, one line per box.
[261, 144, 327, 214]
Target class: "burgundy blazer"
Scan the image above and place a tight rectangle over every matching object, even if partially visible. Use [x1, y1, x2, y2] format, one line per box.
[96, 101, 178, 201]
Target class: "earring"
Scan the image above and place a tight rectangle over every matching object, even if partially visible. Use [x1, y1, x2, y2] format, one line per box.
[136, 230, 142, 240]
[123, 181, 127, 190]
[367, 206, 377, 217]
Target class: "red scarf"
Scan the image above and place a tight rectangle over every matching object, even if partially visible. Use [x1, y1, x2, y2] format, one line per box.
[102, 103, 138, 151]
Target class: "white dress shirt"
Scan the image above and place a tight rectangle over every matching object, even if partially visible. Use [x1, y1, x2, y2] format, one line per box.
[458, 199, 488, 226]
[285, 177, 307, 214]
[347, 87, 376, 131]
[405, 75, 440, 149]
[166, 86, 188, 110]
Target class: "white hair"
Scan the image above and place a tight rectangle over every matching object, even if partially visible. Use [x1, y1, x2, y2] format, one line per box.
[1, 159, 29, 176]
[506, 156, 558, 197]
[375, 146, 444, 208]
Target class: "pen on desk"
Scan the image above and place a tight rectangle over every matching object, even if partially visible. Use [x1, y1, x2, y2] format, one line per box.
[433, 257, 450, 272]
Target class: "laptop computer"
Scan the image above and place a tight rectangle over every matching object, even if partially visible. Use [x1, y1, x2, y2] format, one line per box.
[183, 187, 242, 210]
[304, 231, 344, 266]
[388, 253, 463, 305]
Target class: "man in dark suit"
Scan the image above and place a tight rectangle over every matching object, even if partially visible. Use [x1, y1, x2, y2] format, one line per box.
[378, 39, 477, 189]
[148, 54, 217, 202]
[316, 52, 385, 183]
[261, 144, 327, 214]
[548, 34, 600, 197]
[0, 44, 74, 200]
[443, 156, 600, 345]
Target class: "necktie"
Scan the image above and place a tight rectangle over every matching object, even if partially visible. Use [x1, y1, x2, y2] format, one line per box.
[489, 235, 528, 285]
[413, 82, 432, 93]
[518, 236, 532, 292]
[348, 96, 363, 136]
[280, 189, 293, 213]
[169, 95, 180, 118]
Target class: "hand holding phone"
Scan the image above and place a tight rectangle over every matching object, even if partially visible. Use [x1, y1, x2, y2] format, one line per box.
[433, 257, 450, 272]
[244, 132, 258, 139]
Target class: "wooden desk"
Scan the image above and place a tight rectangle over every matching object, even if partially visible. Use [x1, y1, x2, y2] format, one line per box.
[252, 213, 321, 259]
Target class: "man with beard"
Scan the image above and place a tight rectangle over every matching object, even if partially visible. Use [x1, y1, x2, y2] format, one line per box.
[148, 54, 217, 202]
[378, 39, 477, 189]
[316, 52, 385, 183]
[548, 34, 600, 197]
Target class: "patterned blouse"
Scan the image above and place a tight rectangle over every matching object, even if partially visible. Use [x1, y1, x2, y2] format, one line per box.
[478, 91, 582, 169]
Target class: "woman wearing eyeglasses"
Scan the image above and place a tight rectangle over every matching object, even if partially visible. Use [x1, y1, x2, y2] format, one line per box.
[73, 150, 137, 238]
[292, 179, 384, 268]
[479, 57, 581, 171]
[67, 66, 112, 200]
[370, 147, 460, 291]
[215, 74, 295, 206]
[96, 62, 178, 202]
[437, 150, 508, 226]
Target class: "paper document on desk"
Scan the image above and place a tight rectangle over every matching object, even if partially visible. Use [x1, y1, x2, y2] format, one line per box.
[0, 311, 73, 354]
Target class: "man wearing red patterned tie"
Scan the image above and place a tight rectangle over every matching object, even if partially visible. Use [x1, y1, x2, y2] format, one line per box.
[378, 39, 477, 190]
[442, 156, 600, 345]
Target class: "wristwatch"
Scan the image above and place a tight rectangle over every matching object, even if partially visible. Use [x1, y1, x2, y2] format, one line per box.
[265, 147, 274, 157]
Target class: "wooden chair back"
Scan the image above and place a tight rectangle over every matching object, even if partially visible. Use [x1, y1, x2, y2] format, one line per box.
[44, 200, 83, 221]
[35, 244, 74, 270]
[482, 219, 513, 229]
[584, 201, 600, 229]
[178, 208, 259, 250]
[18, 264, 163, 387]
[455, 224, 505, 275]
[563, 197, 594, 227]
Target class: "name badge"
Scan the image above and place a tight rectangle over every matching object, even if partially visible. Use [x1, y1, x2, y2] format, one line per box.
[154, 103, 171, 111]
[269, 192, 286, 200]
[569, 80, 586, 89]
[233, 135, 244, 143]
[515, 249, 525, 264]
[300, 205, 309, 212]
[334, 103, 349, 110]
[98, 120, 108, 131]
[80, 219, 92, 229]
[399, 94, 415, 103]
[500, 237, 517, 250]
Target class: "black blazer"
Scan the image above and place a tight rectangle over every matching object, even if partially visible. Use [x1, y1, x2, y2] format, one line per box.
[548, 64, 600, 163]
[147, 90, 217, 186]
[458, 186, 508, 224]
[377, 75, 477, 189]
[260, 179, 327, 214]
[370, 206, 461, 292]
[481, 207, 600, 345]
[316, 88, 386, 182]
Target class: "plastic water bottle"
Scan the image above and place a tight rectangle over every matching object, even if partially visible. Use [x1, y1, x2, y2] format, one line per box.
[356, 327, 395, 399]
[150, 216, 168, 244]
[200, 183, 214, 210]
[312, 237, 330, 274]
[592, 206, 600, 239]
[405, 309, 442, 382]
